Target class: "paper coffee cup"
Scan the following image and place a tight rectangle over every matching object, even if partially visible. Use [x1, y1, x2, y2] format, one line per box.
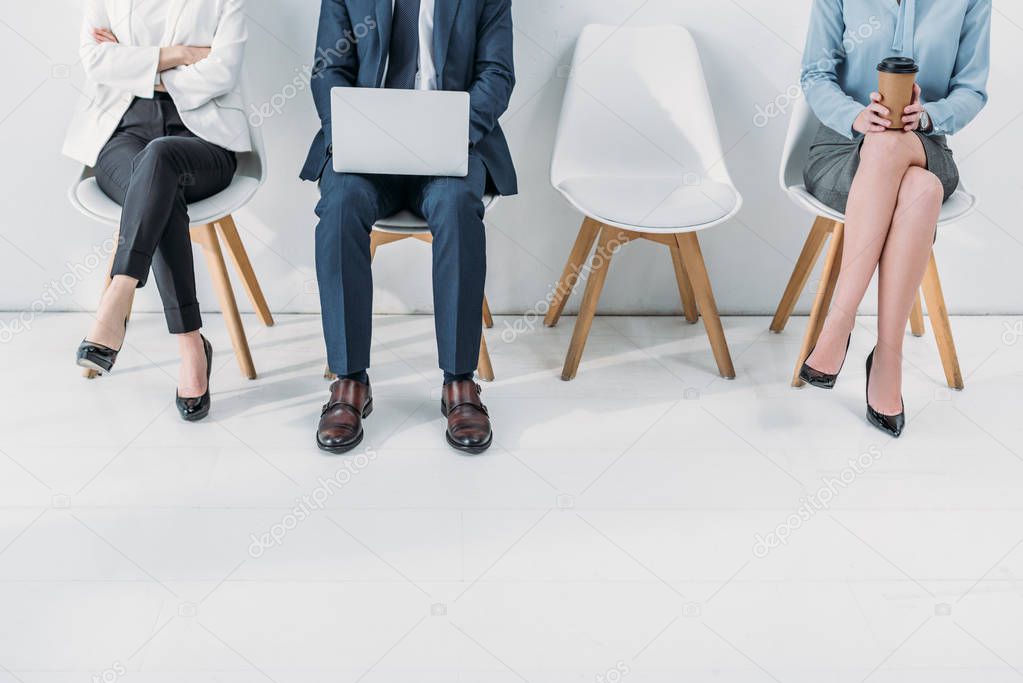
[877, 57, 919, 130]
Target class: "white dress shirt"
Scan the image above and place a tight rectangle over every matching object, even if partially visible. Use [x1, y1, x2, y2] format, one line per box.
[415, 0, 438, 90]
[133, 2, 168, 87]
[383, 0, 438, 90]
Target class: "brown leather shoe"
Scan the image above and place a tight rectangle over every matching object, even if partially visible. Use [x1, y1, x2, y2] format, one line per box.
[317, 379, 373, 454]
[441, 380, 493, 454]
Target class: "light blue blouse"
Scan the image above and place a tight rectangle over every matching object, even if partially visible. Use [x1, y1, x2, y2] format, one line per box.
[801, 0, 991, 139]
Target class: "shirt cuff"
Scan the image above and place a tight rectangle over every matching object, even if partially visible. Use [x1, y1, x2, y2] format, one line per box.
[133, 46, 160, 99]
[922, 101, 952, 136]
[835, 101, 863, 140]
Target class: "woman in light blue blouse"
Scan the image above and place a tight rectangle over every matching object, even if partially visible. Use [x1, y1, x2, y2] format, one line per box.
[797, 0, 990, 437]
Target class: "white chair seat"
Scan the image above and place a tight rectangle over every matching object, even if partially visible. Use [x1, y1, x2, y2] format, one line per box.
[556, 176, 740, 233]
[785, 184, 976, 228]
[374, 194, 499, 233]
[72, 175, 261, 228]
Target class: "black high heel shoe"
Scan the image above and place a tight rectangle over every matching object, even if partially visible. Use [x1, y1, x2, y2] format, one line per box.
[76, 318, 128, 375]
[865, 347, 905, 438]
[177, 335, 213, 422]
[799, 334, 851, 389]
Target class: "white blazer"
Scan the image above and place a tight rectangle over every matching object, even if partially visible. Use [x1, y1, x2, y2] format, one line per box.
[62, 0, 252, 168]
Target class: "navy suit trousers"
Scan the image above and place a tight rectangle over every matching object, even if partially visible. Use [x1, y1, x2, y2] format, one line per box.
[315, 156, 488, 376]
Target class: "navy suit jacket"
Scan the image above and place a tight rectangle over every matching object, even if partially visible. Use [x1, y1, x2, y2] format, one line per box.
[300, 0, 518, 197]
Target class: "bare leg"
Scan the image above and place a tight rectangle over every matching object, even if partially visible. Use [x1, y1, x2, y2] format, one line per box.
[177, 330, 209, 399]
[806, 132, 927, 372]
[870, 168, 943, 414]
[86, 275, 137, 349]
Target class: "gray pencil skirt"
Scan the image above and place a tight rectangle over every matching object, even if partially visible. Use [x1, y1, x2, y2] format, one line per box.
[803, 124, 960, 214]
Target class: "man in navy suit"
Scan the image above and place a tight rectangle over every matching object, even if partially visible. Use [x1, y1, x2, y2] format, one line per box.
[302, 0, 516, 455]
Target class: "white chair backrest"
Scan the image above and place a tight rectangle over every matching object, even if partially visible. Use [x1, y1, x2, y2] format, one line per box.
[779, 95, 820, 192]
[551, 24, 733, 189]
[234, 79, 266, 185]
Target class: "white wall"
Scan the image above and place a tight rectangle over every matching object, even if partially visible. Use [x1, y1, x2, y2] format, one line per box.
[2, 0, 1022, 320]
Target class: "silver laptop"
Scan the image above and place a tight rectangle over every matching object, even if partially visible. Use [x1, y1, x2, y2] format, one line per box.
[331, 88, 470, 177]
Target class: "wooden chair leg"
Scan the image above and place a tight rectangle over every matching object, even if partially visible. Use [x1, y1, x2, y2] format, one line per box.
[920, 251, 964, 390]
[668, 238, 699, 323]
[370, 230, 410, 261]
[561, 225, 618, 380]
[771, 216, 832, 333]
[477, 328, 495, 382]
[191, 223, 257, 380]
[546, 217, 602, 328]
[792, 221, 844, 387]
[675, 232, 735, 379]
[215, 215, 274, 327]
[910, 292, 925, 337]
[482, 296, 494, 329]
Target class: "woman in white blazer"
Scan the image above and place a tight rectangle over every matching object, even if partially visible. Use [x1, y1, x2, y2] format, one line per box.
[66, 0, 250, 422]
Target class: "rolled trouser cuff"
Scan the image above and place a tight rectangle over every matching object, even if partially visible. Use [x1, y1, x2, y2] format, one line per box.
[164, 301, 202, 334]
[111, 249, 154, 287]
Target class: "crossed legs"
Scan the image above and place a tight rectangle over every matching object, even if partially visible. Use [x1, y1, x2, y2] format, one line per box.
[89, 134, 236, 396]
[806, 131, 943, 413]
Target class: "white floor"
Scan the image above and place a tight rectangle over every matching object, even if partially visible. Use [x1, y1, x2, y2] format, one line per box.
[2, 312, 1023, 682]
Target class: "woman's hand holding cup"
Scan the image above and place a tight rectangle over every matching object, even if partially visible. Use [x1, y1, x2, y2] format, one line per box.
[901, 84, 925, 132]
[854, 92, 892, 134]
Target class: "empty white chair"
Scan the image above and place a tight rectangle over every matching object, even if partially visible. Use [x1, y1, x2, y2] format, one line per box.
[69, 116, 273, 380]
[323, 197, 500, 383]
[546, 24, 741, 380]
[770, 96, 972, 389]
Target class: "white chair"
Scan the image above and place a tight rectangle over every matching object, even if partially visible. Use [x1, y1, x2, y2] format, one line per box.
[323, 197, 499, 383]
[545, 24, 742, 380]
[770, 96, 973, 389]
[69, 119, 273, 380]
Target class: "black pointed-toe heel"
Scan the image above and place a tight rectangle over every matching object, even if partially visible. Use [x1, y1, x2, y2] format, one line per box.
[799, 334, 851, 389]
[177, 335, 213, 422]
[865, 347, 905, 438]
[76, 340, 120, 375]
[76, 318, 128, 375]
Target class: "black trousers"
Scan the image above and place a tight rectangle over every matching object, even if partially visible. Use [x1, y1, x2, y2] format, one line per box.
[95, 93, 236, 334]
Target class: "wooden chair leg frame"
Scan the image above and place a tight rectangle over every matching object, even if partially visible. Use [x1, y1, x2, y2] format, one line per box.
[555, 220, 735, 381]
[770, 216, 833, 333]
[776, 217, 963, 389]
[84, 215, 266, 380]
[790, 221, 844, 387]
[921, 251, 964, 390]
[910, 293, 925, 338]
[215, 215, 274, 328]
[191, 222, 257, 380]
[326, 230, 496, 382]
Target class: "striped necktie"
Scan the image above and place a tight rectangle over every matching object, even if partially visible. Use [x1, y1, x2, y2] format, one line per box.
[385, 0, 422, 89]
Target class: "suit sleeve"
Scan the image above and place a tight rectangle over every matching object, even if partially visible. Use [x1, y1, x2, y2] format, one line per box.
[162, 0, 248, 111]
[800, 0, 863, 139]
[468, 0, 515, 147]
[924, 0, 991, 136]
[310, 0, 361, 146]
[79, 0, 160, 98]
